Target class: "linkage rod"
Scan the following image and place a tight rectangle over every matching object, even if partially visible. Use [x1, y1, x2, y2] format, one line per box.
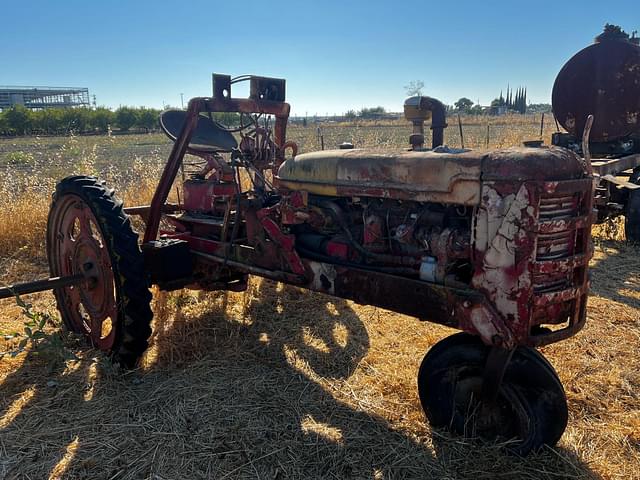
[0, 274, 86, 300]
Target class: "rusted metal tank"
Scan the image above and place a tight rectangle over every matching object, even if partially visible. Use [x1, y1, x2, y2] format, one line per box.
[552, 25, 640, 142]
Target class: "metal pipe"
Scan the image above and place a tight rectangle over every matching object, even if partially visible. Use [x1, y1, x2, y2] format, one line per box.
[143, 98, 202, 243]
[0, 274, 85, 300]
[480, 345, 515, 404]
[124, 203, 181, 216]
[581, 114, 594, 176]
[427, 97, 447, 148]
[191, 251, 306, 284]
[403, 96, 447, 149]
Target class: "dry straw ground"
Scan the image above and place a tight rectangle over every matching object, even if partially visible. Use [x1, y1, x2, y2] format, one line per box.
[0, 118, 638, 479]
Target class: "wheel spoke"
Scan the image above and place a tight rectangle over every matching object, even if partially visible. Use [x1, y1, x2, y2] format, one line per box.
[79, 210, 93, 239]
[67, 289, 89, 334]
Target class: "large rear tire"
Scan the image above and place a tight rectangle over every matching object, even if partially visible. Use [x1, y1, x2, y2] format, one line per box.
[46, 176, 153, 368]
[417, 333, 568, 455]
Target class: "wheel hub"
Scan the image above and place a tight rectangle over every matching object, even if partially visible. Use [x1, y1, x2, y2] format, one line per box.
[454, 376, 523, 441]
[50, 195, 118, 349]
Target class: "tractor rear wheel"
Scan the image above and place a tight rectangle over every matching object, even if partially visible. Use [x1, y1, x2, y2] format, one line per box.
[46, 176, 153, 367]
[625, 169, 640, 243]
[417, 333, 568, 455]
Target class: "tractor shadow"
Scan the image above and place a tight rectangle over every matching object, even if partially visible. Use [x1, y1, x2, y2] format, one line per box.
[0, 278, 599, 479]
[589, 238, 640, 309]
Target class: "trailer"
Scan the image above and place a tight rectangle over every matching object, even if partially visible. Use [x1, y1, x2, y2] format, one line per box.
[551, 24, 640, 240]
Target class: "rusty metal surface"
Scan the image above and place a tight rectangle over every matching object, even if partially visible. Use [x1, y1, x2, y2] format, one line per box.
[600, 174, 640, 190]
[143, 96, 291, 243]
[471, 183, 538, 344]
[159, 110, 238, 152]
[277, 147, 586, 205]
[47, 193, 120, 350]
[161, 175, 593, 349]
[471, 177, 593, 346]
[192, 251, 305, 284]
[480, 147, 586, 181]
[552, 33, 640, 142]
[128, 75, 595, 354]
[591, 153, 640, 176]
[278, 148, 483, 205]
[302, 260, 517, 347]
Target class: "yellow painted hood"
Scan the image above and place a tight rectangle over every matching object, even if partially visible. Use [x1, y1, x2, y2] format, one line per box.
[276, 148, 483, 205]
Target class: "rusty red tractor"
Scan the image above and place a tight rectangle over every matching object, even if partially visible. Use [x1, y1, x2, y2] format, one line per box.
[0, 72, 595, 454]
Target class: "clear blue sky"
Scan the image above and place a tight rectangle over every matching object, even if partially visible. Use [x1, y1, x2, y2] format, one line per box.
[2, 0, 638, 115]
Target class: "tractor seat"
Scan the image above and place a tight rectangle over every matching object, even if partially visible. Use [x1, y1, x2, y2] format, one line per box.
[159, 110, 238, 153]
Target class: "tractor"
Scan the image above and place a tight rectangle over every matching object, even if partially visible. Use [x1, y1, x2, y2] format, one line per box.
[0, 73, 595, 454]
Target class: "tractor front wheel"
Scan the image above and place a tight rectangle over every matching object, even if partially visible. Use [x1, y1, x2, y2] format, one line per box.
[417, 333, 568, 455]
[46, 176, 153, 367]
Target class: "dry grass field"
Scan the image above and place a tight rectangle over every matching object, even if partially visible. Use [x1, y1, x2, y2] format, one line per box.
[0, 118, 638, 479]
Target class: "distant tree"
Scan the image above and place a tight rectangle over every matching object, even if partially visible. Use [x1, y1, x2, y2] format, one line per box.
[31, 108, 63, 134]
[91, 107, 116, 133]
[510, 87, 527, 114]
[469, 104, 484, 115]
[3, 105, 32, 135]
[404, 80, 424, 97]
[61, 107, 91, 133]
[115, 106, 137, 131]
[345, 110, 357, 120]
[359, 106, 385, 119]
[454, 97, 474, 112]
[0, 110, 8, 134]
[596, 24, 629, 42]
[212, 112, 240, 126]
[136, 107, 159, 132]
[527, 103, 552, 114]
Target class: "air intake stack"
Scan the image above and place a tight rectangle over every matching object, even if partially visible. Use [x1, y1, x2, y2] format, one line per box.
[404, 96, 447, 150]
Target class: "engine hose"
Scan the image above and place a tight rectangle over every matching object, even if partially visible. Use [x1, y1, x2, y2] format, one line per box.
[313, 199, 385, 261]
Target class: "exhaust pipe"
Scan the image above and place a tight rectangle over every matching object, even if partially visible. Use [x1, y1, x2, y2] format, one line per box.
[404, 96, 448, 150]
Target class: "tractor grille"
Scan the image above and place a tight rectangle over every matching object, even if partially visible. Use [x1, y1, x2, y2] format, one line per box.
[528, 178, 593, 343]
[538, 195, 578, 220]
[533, 193, 580, 293]
[536, 230, 575, 261]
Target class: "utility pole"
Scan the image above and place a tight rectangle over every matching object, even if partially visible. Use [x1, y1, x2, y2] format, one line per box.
[180, 93, 184, 109]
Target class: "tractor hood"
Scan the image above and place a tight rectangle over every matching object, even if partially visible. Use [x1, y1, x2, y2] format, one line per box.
[276, 146, 586, 206]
